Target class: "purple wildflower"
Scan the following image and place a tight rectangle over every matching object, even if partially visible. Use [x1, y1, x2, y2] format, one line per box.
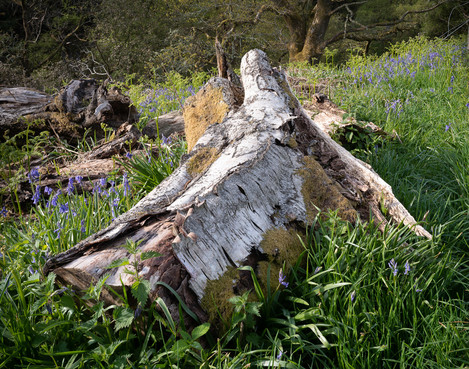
[445, 123, 452, 132]
[404, 261, 410, 275]
[75, 175, 83, 184]
[67, 178, 75, 195]
[466, 103, 469, 109]
[388, 258, 398, 276]
[126, 152, 132, 159]
[123, 173, 130, 197]
[54, 222, 63, 238]
[314, 266, 322, 274]
[59, 202, 69, 214]
[1, 206, 7, 217]
[44, 186, 53, 195]
[28, 167, 40, 183]
[113, 197, 119, 207]
[32, 185, 41, 205]
[80, 219, 86, 233]
[276, 351, 283, 360]
[350, 290, 356, 302]
[51, 190, 61, 207]
[100, 177, 107, 187]
[279, 269, 289, 288]
[134, 305, 143, 318]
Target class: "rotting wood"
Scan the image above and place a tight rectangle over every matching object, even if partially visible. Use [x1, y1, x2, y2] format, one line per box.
[44, 49, 431, 328]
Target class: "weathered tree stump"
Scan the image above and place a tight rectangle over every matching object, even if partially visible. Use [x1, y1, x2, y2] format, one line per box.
[44, 49, 430, 327]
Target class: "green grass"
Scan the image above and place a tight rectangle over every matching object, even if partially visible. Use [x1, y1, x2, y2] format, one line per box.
[1, 36, 468, 368]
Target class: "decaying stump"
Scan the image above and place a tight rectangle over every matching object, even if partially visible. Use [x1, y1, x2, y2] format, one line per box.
[44, 49, 431, 327]
[0, 79, 138, 144]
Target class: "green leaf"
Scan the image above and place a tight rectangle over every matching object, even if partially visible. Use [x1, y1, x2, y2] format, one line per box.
[303, 323, 331, 349]
[140, 251, 162, 261]
[246, 301, 262, 317]
[294, 307, 322, 321]
[191, 322, 210, 340]
[106, 258, 130, 269]
[131, 279, 150, 306]
[113, 306, 134, 331]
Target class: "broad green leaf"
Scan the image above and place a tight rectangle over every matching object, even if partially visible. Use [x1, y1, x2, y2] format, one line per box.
[131, 279, 150, 306]
[106, 258, 130, 269]
[140, 251, 163, 260]
[113, 306, 134, 331]
[191, 322, 210, 340]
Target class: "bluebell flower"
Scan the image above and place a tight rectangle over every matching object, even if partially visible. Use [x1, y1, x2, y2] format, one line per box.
[126, 152, 132, 159]
[59, 202, 69, 214]
[314, 266, 322, 274]
[100, 177, 107, 187]
[80, 219, 86, 233]
[75, 175, 83, 184]
[51, 190, 61, 207]
[466, 102, 469, 109]
[44, 186, 53, 195]
[113, 197, 119, 207]
[45, 304, 52, 314]
[279, 269, 289, 288]
[123, 173, 130, 197]
[67, 178, 75, 195]
[404, 261, 410, 275]
[135, 305, 143, 318]
[93, 182, 101, 194]
[28, 167, 40, 183]
[388, 258, 398, 276]
[54, 223, 63, 238]
[1, 206, 7, 217]
[350, 290, 356, 302]
[32, 185, 41, 205]
[276, 351, 283, 360]
[445, 123, 452, 132]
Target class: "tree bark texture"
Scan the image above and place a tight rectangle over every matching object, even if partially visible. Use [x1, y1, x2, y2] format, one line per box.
[44, 49, 430, 326]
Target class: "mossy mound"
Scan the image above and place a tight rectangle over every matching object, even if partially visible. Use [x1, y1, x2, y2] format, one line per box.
[183, 77, 243, 152]
[200, 266, 240, 334]
[186, 147, 220, 177]
[183, 81, 230, 151]
[298, 156, 357, 223]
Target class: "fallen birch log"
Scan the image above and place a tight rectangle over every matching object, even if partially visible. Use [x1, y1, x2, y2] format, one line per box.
[44, 49, 430, 327]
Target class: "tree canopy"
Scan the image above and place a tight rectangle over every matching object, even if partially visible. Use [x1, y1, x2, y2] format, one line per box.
[0, 0, 467, 88]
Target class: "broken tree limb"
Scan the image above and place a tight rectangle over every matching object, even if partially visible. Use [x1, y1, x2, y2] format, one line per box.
[44, 49, 431, 328]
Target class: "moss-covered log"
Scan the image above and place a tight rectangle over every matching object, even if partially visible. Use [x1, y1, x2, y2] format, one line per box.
[44, 49, 430, 328]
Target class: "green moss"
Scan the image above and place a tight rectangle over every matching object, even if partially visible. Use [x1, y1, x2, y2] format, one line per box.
[297, 156, 357, 223]
[186, 147, 219, 177]
[183, 85, 230, 151]
[201, 266, 239, 333]
[258, 227, 305, 295]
